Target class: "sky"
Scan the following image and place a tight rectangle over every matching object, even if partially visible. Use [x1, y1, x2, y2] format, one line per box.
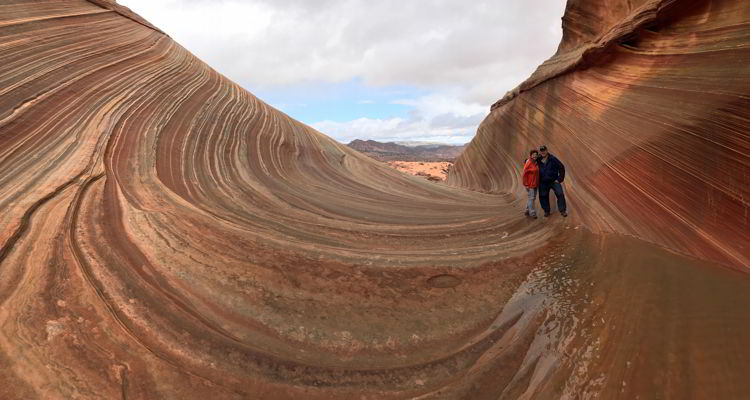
[119, 0, 566, 145]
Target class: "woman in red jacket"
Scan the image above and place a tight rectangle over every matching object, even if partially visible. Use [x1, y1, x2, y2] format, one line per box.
[522, 149, 540, 218]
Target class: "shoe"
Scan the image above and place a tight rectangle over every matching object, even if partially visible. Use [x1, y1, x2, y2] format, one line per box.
[531, 214, 538, 219]
[561, 211, 568, 217]
[524, 210, 530, 217]
[544, 212, 550, 217]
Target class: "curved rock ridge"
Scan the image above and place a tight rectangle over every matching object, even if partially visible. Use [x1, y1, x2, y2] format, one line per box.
[1, 0, 750, 399]
[451, 0, 750, 270]
[0, 1, 555, 398]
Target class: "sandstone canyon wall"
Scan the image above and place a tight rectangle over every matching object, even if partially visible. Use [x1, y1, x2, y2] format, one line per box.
[0, 1, 551, 398]
[1, 0, 749, 399]
[449, 0, 750, 270]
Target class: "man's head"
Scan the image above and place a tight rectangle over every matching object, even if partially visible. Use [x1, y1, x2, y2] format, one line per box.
[539, 145, 548, 157]
[529, 149, 539, 160]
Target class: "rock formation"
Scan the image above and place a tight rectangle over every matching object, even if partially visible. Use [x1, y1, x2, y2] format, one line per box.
[1, 0, 749, 399]
[348, 139, 466, 162]
[450, 0, 750, 270]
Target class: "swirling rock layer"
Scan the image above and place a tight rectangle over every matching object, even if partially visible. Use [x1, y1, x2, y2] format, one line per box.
[1, 0, 750, 399]
[450, 0, 750, 270]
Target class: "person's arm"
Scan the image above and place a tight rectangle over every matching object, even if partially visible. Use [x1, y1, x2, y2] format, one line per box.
[557, 159, 566, 182]
[522, 162, 530, 187]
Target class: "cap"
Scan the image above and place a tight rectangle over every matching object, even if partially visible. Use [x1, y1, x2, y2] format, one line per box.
[539, 145, 548, 151]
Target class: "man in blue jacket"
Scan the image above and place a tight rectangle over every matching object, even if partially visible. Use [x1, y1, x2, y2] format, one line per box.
[537, 145, 567, 217]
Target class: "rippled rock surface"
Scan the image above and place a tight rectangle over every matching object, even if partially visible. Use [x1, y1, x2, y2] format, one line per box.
[1, 1, 749, 399]
[450, 0, 750, 270]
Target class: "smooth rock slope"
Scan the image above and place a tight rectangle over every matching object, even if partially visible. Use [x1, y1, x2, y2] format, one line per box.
[1, 0, 750, 399]
[0, 1, 549, 398]
[449, 0, 750, 270]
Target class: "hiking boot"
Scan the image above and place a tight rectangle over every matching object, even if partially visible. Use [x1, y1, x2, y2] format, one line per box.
[544, 212, 550, 217]
[531, 214, 538, 219]
[561, 211, 568, 217]
[524, 210, 530, 217]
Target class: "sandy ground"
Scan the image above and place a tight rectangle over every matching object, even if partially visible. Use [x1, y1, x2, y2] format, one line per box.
[386, 161, 452, 181]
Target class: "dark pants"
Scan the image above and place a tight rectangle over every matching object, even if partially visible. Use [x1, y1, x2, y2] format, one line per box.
[539, 181, 566, 214]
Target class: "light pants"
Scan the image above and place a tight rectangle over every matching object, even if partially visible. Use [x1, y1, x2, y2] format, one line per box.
[526, 187, 538, 216]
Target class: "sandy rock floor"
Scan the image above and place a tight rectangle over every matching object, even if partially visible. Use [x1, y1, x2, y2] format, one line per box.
[385, 161, 452, 181]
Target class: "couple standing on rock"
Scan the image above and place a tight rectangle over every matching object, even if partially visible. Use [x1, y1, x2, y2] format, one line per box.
[522, 145, 567, 219]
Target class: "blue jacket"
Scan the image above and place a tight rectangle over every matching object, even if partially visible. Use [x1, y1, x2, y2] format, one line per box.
[538, 154, 565, 184]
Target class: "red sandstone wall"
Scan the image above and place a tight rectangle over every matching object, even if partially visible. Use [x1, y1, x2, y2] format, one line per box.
[449, 0, 750, 269]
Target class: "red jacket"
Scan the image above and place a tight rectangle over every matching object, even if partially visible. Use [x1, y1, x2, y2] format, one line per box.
[523, 158, 539, 188]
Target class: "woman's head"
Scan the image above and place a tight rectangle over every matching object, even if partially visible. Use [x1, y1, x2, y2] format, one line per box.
[529, 149, 539, 160]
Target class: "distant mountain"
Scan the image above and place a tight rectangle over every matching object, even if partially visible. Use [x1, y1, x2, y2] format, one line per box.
[347, 139, 466, 162]
[394, 141, 450, 148]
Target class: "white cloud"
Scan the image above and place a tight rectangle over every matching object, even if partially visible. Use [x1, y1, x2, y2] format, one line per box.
[313, 117, 477, 145]
[119, 0, 564, 105]
[393, 94, 486, 119]
[312, 93, 486, 144]
[118, 0, 565, 143]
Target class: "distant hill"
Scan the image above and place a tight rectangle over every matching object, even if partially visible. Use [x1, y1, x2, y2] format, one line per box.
[347, 139, 466, 162]
[393, 141, 452, 148]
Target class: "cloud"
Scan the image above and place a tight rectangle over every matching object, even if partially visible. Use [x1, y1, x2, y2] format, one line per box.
[118, 0, 565, 144]
[311, 93, 486, 144]
[119, 0, 565, 105]
[392, 94, 486, 118]
[312, 117, 477, 145]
